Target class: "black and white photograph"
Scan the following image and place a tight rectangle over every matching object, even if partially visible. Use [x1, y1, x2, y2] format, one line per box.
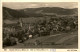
[2, 2, 78, 49]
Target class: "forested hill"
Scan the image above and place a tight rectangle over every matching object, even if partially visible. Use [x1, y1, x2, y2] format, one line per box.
[3, 7, 78, 19]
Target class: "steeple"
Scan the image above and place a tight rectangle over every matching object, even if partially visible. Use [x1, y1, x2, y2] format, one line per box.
[19, 18, 23, 27]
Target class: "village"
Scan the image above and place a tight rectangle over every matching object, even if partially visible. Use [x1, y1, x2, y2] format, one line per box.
[3, 15, 78, 48]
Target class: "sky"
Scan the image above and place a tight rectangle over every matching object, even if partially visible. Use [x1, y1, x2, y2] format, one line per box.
[3, 2, 78, 9]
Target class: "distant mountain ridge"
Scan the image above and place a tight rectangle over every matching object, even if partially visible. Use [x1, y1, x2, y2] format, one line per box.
[3, 7, 78, 19]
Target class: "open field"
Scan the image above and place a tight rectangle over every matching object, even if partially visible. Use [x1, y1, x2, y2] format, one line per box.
[4, 31, 78, 49]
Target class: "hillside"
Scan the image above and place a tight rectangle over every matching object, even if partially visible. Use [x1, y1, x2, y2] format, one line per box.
[3, 7, 78, 19]
[3, 7, 28, 19]
[4, 31, 78, 48]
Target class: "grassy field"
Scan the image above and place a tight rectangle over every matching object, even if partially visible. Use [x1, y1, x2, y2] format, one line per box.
[4, 31, 78, 49]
